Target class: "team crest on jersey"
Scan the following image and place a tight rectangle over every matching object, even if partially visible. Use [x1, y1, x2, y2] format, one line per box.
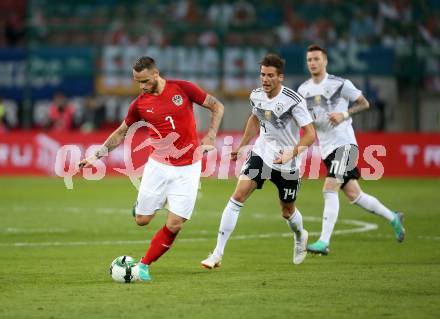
[172, 95, 183, 106]
[314, 95, 321, 105]
[275, 102, 284, 114]
[265, 110, 272, 120]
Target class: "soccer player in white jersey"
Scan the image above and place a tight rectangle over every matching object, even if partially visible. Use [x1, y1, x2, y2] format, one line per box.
[201, 54, 316, 268]
[297, 44, 405, 255]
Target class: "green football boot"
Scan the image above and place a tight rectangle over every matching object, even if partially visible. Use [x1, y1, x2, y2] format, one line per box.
[391, 212, 406, 243]
[136, 262, 151, 282]
[307, 240, 330, 255]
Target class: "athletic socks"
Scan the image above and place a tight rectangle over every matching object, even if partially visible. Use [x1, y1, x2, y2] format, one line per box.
[141, 225, 177, 265]
[319, 191, 339, 244]
[212, 198, 243, 257]
[287, 208, 304, 239]
[351, 192, 394, 221]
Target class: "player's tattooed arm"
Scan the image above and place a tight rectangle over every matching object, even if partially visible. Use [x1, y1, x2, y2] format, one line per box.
[328, 95, 370, 125]
[96, 122, 129, 157]
[200, 94, 225, 150]
[347, 95, 370, 116]
[78, 122, 129, 168]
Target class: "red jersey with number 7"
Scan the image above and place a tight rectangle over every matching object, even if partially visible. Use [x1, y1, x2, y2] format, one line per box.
[124, 79, 207, 166]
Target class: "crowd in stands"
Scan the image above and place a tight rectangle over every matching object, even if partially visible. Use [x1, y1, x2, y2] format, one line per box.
[0, 1, 439, 131]
[0, 92, 110, 133]
[1, 0, 439, 51]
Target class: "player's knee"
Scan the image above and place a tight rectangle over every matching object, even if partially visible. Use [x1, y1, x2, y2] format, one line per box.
[323, 178, 340, 193]
[166, 222, 182, 234]
[135, 215, 151, 226]
[281, 206, 294, 219]
[345, 188, 359, 202]
[232, 191, 247, 204]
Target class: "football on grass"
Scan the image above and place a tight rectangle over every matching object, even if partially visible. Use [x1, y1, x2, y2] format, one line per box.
[109, 256, 139, 283]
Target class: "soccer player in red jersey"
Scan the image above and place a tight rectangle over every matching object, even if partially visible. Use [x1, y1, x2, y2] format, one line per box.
[78, 56, 224, 281]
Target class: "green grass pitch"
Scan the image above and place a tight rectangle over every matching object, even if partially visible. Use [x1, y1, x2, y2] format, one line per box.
[0, 177, 439, 319]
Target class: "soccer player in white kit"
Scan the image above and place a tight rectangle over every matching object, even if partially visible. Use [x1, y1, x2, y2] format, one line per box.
[201, 54, 316, 268]
[297, 44, 405, 255]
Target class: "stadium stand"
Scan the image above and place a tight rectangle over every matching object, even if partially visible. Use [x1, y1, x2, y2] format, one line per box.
[0, 0, 439, 131]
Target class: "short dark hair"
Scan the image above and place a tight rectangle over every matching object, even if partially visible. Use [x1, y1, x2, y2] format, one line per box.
[260, 53, 285, 74]
[132, 56, 157, 72]
[307, 44, 327, 56]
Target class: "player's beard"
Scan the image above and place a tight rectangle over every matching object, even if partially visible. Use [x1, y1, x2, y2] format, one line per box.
[143, 80, 159, 94]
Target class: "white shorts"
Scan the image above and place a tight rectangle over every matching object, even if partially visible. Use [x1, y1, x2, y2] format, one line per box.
[135, 158, 201, 220]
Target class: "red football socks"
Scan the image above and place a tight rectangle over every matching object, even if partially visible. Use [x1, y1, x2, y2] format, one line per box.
[141, 225, 178, 265]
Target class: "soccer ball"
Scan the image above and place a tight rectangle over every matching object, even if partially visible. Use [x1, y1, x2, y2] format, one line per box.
[109, 256, 139, 283]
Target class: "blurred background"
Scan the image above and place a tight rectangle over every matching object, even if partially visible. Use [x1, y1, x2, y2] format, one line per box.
[0, 0, 439, 176]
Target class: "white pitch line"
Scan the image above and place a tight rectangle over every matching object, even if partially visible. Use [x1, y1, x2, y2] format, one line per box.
[3, 232, 439, 248]
[0, 218, 377, 247]
[3, 212, 439, 247]
[414, 235, 440, 241]
[9, 206, 160, 215]
[0, 228, 68, 234]
[362, 233, 440, 241]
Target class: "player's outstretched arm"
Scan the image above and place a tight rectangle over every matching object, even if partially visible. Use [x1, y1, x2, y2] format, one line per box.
[78, 122, 129, 169]
[328, 95, 370, 125]
[200, 94, 225, 151]
[273, 123, 315, 164]
[231, 114, 260, 161]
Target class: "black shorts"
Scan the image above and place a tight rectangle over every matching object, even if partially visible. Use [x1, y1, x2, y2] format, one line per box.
[241, 152, 301, 203]
[323, 144, 360, 189]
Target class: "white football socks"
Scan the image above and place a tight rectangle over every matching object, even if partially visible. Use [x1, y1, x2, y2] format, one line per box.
[287, 208, 304, 239]
[351, 192, 394, 221]
[213, 198, 243, 257]
[319, 191, 339, 244]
